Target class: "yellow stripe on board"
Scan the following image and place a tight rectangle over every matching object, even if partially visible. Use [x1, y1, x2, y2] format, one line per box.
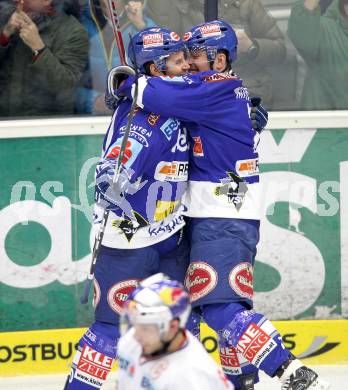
[0, 320, 347, 376]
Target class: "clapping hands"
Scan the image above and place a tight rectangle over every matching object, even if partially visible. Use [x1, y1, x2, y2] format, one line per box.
[3, 10, 45, 52]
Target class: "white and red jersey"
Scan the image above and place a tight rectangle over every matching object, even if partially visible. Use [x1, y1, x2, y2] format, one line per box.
[117, 328, 234, 390]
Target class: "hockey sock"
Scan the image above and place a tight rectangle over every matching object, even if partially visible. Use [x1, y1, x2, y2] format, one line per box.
[220, 308, 292, 377]
[202, 303, 259, 390]
[65, 321, 119, 389]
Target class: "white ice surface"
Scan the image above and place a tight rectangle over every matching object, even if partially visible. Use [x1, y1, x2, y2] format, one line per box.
[1, 365, 347, 390]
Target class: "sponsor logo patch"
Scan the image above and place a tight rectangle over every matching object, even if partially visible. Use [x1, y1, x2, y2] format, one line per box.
[148, 113, 161, 127]
[185, 262, 218, 302]
[76, 345, 114, 387]
[237, 323, 277, 366]
[107, 279, 139, 314]
[154, 161, 188, 182]
[154, 200, 179, 222]
[200, 23, 222, 38]
[219, 346, 242, 375]
[143, 33, 164, 48]
[203, 73, 237, 83]
[106, 138, 143, 168]
[183, 31, 192, 41]
[192, 136, 204, 156]
[236, 159, 259, 177]
[229, 262, 253, 300]
[234, 87, 249, 99]
[170, 32, 180, 41]
[160, 117, 180, 140]
[148, 212, 185, 237]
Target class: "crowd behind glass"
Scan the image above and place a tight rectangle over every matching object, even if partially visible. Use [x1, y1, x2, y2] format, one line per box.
[0, 0, 347, 119]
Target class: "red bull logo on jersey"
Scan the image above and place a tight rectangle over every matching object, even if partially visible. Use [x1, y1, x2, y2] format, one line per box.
[107, 279, 139, 314]
[185, 262, 218, 302]
[154, 161, 188, 182]
[229, 262, 253, 300]
[143, 33, 164, 47]
[200, 24, 222, 38]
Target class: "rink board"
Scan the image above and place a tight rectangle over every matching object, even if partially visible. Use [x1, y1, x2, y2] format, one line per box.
[0, 320, 347, 376]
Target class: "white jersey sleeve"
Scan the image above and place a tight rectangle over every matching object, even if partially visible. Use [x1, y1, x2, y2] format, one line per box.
[117, 329, 234, 390]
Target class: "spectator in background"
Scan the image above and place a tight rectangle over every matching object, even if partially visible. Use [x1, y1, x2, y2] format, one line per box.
[288, 0, 348, 110]
[146, 0, 204, 35]
[76, 0, 155, 114]
[217, 0, 286, 110]
[0, 0, 88, 117]
[320, 0, 334, 14]
[146, 0, 286, 110]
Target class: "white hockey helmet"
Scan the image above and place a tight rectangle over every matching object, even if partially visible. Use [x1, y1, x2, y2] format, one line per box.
[123, 273, 191, 338]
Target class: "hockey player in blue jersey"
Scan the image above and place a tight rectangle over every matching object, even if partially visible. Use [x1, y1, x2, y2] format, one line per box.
[64, 25, 269, 390]
[64, 29, 195, 390]
[113, 21, 329, 390]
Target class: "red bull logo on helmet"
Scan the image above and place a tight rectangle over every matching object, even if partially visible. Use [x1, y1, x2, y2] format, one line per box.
[200, 24, 222, 38]
[158, 286, 185, 305]
[143, 33, 164, 48]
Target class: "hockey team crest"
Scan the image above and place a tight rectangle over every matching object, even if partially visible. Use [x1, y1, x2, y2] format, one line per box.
[93, 278, 101, 309]
[229, 262, 253, 300]
[214, 171, 248, 211]
[107, 279, 139, 314]
[112, 211, 149, 242]
[185, 262, 218, 302]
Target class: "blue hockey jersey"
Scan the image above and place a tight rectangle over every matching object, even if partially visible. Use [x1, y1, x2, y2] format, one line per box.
[123, 71, 261, 220]
[93, 99, 189, 249]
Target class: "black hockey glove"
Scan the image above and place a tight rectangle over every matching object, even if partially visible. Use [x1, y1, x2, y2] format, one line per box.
[250, 97, 268, 133]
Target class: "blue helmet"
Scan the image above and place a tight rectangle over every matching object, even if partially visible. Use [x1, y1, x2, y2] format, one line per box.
[128, 27, 186, 74]
[123, 273, 191, 338]
[183, 20, 237, 63]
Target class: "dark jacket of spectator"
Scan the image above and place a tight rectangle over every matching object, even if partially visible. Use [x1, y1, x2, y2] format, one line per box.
[288, 0, 348, 110]
[219, 0, 286, 109]
[0, 9, 88, 117]
[146, 0, 286, 109]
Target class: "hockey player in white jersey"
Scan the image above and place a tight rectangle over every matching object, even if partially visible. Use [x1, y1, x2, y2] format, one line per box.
[117, 273, 234, 390]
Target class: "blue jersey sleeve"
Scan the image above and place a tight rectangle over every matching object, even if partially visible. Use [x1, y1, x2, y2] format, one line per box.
[127, 72, 245, 124]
